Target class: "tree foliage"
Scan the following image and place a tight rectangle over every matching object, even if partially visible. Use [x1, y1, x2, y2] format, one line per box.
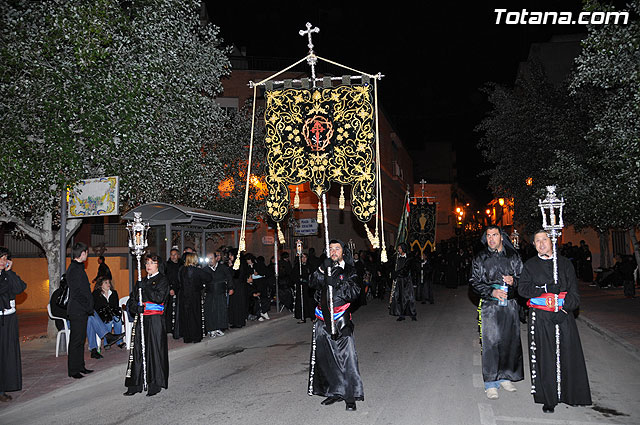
[0, 0, 263, 317]
[477, 1, 640, 246]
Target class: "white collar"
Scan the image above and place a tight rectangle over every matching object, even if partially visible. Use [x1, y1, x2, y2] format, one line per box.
[538, 254, 552, 260]
[148, 272, 159, 278]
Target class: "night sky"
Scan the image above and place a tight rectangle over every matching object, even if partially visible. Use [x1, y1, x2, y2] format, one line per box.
[207, 1, 626, 203]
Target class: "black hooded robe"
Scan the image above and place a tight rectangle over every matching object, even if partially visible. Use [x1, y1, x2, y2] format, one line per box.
[292, 259, 314, 321]
[203, 262, 233, 332]
[518, 255, 592, 408]
[470, 232, 524, 385]
[308, 259, 364, 403]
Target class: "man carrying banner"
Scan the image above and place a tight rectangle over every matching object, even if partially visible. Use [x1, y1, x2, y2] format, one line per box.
[308, 239, 364, 411]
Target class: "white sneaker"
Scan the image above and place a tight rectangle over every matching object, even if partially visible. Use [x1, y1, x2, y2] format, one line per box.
[258, 317, 264, 322]
[215, 330, 225, 337]
[261, 312, 270, 320]
[500, 381, 517, 392]
[486, 388, 499, 399]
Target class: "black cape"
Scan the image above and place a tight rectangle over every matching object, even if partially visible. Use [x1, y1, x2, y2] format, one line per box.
[0, 270, 27, 393]
[518, 255, 592, 407]
[203, 262, 233, 332]
[470, 245, 524, 383]
[389, 255, 416, 317]
[177, 266, 208, 343]
[308, 261, 364, 402]
[125, 273, 170, 393]
[227, 261, 247, 328]
[292, 259, 314, 320]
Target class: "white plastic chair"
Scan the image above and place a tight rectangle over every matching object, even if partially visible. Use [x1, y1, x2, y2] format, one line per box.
[47, 304, 69, 357]
[119, 296, 132, 349]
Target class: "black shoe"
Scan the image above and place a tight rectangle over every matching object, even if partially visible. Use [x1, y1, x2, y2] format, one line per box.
[397, 316, 405, 321]
[542, 405, 555, 413]
[123, 390, 137, 396]
[345, 402, 357, 411]
[105, 332, 125, 347]
[146, 389, 160, 397]
[421, 301, 427, 304]
[69, 373, 84, 379]
[80, 368, 94, 374]
[90, 349, 103, 359]
[411, 316, 417, 321]
[117, 342, 126, 349]
[321, 396, 341, 406]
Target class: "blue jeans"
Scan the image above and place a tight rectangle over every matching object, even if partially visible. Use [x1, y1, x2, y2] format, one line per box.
[86, 312, 122, 350]
[484, 380, 507, 390]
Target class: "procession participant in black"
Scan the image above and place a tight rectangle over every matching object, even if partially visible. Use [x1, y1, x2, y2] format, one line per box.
[308, 239, 363, 411]
[203, 251, 233, 337]
[164, 248, 181, 336]
[417, 250, 434, 304]
[0, 247, 27, 402]
[227, 250, 247, 328]
[66, 242, 94, 379]
[124, 254, 169, 397]
[176, 252, 208, 343]
[518, 230, 591, 413]
[389, 242, 417, 321]
[292, 252, 313, 323]
[470, 225, 524, 399]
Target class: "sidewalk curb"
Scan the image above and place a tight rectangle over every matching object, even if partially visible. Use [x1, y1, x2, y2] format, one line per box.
[577, 314, 640, 361]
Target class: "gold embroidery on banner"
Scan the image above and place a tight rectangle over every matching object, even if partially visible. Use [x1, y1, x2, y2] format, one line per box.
[264, 85, 376, 222]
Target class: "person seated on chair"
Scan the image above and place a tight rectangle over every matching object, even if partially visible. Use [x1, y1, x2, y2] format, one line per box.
[92, 277, 125, 351]
[49, 275, 69, 331]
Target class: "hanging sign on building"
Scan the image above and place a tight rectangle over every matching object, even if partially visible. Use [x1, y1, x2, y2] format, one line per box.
[68, 176, 119, 217]
[294, 218, 319, 236]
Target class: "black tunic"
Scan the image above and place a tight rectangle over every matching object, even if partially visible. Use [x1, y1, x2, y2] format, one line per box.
[125, 273, 170, 393]
[164, 260, 181, 335]
[518, 255, 592, 408]
[389, 255, 416, 317]
[0, 269, 27, 393]
[177, 266, 208, 343]
[227, 261, 247, 328]
[203, 262, 233, 332]
[308, 262, 364, 402]
[292, 260, 313, 320]
[470, 246, 524, 383]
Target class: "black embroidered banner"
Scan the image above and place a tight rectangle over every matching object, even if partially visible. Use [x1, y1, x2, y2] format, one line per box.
[408, 202, 436, 253]
[263, 84, 376, 222]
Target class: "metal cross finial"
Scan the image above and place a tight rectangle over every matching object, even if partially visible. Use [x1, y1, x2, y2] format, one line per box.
[420, 179, 426, 205]
[299, 22, 320, 53]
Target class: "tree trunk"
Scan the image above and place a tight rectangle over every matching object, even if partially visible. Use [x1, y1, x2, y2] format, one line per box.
[598, 229, 611, 269]
[44, 241, 61, 338]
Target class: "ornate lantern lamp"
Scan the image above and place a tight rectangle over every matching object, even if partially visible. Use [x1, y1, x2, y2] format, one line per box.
[510, 229, 520, 250]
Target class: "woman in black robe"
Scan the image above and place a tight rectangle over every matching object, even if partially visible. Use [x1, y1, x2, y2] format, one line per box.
[519, 230, 591, 413]
[124, 254, 169, 397]
[227, 251, 247, 328]
[0, 248, 27, 402]
[177, 253, 208, 343]
[292, 253, 313, 323]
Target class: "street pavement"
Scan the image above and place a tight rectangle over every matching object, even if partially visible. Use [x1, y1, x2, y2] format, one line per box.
[1, 281, 639, 425]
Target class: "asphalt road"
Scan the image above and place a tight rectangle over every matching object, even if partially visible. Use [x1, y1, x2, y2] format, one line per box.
[1, 285, 638, 425]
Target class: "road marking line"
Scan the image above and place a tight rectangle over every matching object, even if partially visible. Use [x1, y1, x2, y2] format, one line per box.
[478, 403, 497, 425]
[473, 373, 484, 388]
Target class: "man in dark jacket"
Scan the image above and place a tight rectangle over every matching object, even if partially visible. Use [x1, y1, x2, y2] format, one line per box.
[66, 242, 94, 379]
[389, 243, 416, 321]
[470, 226, 524, 400]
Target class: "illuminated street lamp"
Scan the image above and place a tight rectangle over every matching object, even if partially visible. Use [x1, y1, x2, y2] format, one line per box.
[498, 198, 505, 206]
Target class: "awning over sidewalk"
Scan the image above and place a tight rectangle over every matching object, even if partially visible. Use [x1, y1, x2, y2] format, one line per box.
[122, 202, 257, 228]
